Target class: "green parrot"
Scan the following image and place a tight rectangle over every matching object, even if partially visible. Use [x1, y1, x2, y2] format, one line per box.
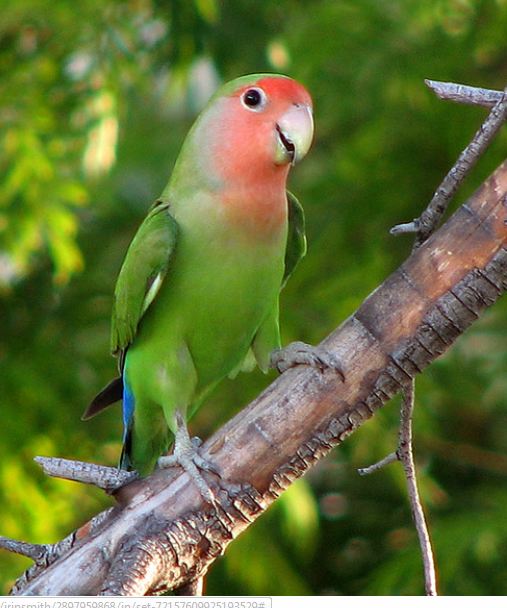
[84, 73, 335, 499]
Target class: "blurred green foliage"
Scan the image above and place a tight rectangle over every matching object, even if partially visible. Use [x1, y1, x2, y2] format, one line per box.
[1, 0, 507, 596]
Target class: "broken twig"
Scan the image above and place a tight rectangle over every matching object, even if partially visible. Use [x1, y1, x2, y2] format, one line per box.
[357, 451, 397, 476]
[34, 456, 138, 491]
[0, 538, 50, 563]
[424, 80, 503, 108]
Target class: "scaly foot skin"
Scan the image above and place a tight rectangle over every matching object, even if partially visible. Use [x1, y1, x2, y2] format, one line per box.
[157, 411, 219, 503]
[270, 341, 345, 380]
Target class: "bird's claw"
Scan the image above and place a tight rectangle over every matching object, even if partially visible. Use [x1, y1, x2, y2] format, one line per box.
[270, 341, 345, 380]
[188, 436, 221, 475]
[158, 450, 217, 504]
[190, 436, 203, 449]
[157, 417, 220, 503]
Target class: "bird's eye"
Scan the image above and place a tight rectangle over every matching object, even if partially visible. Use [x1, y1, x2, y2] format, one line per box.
[241, 87, 267, 111]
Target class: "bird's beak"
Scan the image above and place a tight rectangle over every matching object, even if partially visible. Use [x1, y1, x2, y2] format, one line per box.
[274, 103, 314, 166]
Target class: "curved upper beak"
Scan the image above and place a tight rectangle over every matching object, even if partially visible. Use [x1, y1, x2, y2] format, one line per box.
[274, 103, 314, 166]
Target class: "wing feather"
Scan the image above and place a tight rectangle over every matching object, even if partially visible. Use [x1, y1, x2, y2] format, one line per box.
[111, 199, 178, 356]
[283, 191, 307, 287]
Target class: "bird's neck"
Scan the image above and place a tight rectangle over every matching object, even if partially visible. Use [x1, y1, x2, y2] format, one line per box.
[165, 158, 290, 241]
[217, 165, 290, 237]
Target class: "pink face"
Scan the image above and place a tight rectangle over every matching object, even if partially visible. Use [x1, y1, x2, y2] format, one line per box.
[209, 76, 314, 188]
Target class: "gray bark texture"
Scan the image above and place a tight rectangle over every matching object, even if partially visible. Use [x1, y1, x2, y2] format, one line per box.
[9, 158, 507, 596]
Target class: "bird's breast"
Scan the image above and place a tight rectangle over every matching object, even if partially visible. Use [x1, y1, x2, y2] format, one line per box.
[216, 173, 290, 239]
[161, 213, 286, 383]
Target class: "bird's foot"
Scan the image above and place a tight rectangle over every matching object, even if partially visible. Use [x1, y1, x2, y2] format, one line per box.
[157, 413, 219, 503]
[270, 341, 345, 380]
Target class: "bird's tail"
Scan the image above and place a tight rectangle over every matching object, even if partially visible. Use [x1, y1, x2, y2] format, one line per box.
[119, 429, 133, 471]
[119, 378, 135, 471]
[82, 376, 123, 420]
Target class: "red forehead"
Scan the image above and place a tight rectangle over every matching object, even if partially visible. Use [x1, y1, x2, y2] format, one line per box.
[237, 76, 312, 107]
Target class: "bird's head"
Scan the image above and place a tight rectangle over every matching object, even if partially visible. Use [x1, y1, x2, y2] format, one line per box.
[221, 73, 314, 166]
[178, 74, 314, 189]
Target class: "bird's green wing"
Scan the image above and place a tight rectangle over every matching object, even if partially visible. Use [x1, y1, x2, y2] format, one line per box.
[111, 199, 178, 355]
[282, 190, 307, 288]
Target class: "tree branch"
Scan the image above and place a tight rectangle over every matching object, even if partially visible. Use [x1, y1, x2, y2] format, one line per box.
[4, 153, 507, 595]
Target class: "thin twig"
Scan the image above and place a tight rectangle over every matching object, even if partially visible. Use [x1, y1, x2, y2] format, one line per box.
[358, 380, 437, 595]
[425, 80, 504, 108]
[34, 456, 138, 491]
[398, 380, 437, 596]
[391, 81, 507, 244]
[357, 451, 398, 476]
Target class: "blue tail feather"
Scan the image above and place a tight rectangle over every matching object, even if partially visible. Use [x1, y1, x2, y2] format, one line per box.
[119, 377, 135, 471]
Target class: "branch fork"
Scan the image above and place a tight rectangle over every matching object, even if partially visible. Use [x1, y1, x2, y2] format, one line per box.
[391, 80, 507, 245]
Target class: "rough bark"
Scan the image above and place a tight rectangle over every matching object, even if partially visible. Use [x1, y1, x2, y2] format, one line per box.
[9, 159, 507, 596]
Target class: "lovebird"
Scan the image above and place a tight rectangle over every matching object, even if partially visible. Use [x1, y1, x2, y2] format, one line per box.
[84, 73, 335, 499]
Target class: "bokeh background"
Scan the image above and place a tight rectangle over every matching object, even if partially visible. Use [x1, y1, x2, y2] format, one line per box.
[2, 0, 507, 595]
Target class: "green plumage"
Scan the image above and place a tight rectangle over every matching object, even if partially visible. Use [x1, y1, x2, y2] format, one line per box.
[113, 192, 305, 474]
